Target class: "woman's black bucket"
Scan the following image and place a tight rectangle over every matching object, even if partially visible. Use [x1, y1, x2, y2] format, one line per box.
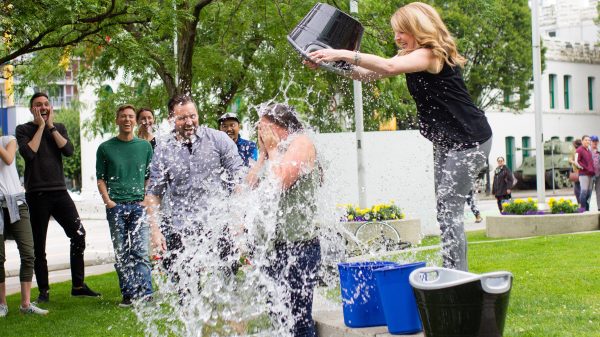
[287, 3, 364, 75]
[409, 267, 513, 337]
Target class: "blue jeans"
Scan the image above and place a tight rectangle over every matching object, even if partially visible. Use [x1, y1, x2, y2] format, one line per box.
[266, 237, 321, 337]
[106, 202, 153, 298]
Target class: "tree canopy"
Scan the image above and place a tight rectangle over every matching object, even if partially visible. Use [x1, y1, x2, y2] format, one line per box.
[3, 0, 535, 135]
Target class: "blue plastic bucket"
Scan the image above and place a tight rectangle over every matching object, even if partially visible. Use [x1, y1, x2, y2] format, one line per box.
[338, 261, 396, 327]
[373, 262, 426, 334]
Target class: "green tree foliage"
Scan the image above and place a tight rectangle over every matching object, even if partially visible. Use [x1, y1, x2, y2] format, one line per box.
[54, 103, 82, 190]
[5, 0, 534, 134]
[0, 0, 150, 66]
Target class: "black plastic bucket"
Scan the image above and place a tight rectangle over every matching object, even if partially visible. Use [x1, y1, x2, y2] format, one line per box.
[409, 267, 512, 337]
[287, 2, 364, 74]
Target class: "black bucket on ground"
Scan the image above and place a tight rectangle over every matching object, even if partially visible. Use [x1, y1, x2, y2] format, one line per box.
[287, 2, 363, 75]
[409, 267, 512, 337]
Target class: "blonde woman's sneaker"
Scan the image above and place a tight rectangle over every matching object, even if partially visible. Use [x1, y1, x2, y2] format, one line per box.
[475, 214, 483, 223]
[20, 303, 49, 316]
[0, 304, 8, 317]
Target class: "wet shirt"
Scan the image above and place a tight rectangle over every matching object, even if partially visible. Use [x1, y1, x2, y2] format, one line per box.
[146, 126, 244, 228]
[236, 137, 258, 167]
[405, 62, 492, 150]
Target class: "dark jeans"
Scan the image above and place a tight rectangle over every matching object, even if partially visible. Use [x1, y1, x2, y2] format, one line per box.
[1, 204, 35, 283]
[496, 194, 512, 212]
[265, 237, 321, 337]
[26, 190, 86, 290]
[106, 202, 152, 298]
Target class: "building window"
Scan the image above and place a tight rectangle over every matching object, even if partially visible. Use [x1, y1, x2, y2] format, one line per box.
[589, 77, 595, 110]
[549, 74, 556, 109]
[563, 75, 571, 109]
[522, 136, 531, 159]
[551, 136, 560, 140]
[565, 136, 574, 142]
[505, 136, 515, 171]
[548, 31, 556, 37]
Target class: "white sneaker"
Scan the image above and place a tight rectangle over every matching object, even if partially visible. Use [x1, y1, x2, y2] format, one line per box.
[0, 304, 7, 317]
[20, 303, 49, 315]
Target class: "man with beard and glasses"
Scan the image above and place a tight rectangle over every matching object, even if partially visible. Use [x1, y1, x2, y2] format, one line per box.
[145, 94, 243, 287]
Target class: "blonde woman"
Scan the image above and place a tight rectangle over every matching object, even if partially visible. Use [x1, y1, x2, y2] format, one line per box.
[307, 2, 492, 271]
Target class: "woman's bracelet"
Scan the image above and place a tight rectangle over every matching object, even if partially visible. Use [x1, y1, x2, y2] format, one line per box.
[353, 50, 361, 66]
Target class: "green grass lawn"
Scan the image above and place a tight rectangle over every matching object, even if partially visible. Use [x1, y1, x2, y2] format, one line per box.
[3, 231, 600, 336]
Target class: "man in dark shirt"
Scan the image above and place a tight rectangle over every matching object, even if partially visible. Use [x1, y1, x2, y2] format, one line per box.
[218, 112, 258, 167]
[15, 92, 100, 303]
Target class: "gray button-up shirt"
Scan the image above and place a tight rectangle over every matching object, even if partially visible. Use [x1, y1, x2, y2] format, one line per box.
[146, 126, 244, 229]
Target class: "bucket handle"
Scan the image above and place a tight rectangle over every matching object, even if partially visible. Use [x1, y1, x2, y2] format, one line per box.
[409, 267, 441, 285]
[480, 272, 513, 294]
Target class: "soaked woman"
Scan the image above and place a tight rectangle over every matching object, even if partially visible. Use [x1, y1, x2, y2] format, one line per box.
[307, 2, 492, 271]
[246, 104, 321, 337]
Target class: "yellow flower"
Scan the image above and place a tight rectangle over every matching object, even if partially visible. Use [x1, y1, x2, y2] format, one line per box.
[348, 215, 354, 221]
[502, 202, 509, 208]
[527, 197, 533, 202]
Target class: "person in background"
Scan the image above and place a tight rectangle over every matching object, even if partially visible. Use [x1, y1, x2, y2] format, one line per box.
[96, 104, 154, 307]
[15, 92, 100, 303]
[137, 107, 156, 150]
[305, 2, 492, 271]
[0, 134, 48, 316]
[576, 135, 594, 211]
[569, 139, 583, 205]
[590, 136, 600, 211]
[466, 189, 483, 223]
[492, 157, 513, 212]
[219, 112, 258, 167]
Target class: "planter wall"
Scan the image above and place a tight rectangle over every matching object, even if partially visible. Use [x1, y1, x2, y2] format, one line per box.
[341, 219, 422, 245]
[486, 211, 600, 238]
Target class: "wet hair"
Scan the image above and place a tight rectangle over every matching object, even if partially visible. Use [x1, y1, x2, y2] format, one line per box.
[136, 107, 154, 121]
[259, 103, 304, 133]
[573, 139, 582, 148]
[116, 104, 136, 118]
[390, 2, 466, 71]
[29, 92, 49, 108]
[497, 156, 505, 162]
[167, 94, 195, 117]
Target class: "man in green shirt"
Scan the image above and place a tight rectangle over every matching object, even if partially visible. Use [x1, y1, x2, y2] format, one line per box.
[96, 104, 153, 307]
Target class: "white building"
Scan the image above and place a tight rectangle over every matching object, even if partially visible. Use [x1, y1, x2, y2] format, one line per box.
[486, 0, 600, 172]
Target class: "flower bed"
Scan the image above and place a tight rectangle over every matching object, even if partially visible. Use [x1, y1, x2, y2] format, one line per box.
[338, 201, 404, 222]
[501, 197, 584, 215]
[337, 202, 420, 246]
[487, 209, 599, 238]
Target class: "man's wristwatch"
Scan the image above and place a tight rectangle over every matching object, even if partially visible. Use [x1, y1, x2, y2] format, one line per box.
[48, 126, 57, 133]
